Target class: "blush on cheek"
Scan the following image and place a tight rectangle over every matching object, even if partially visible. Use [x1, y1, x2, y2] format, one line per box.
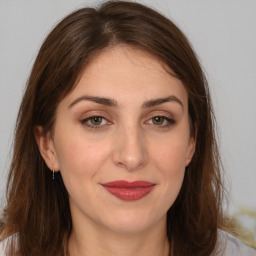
[60, 139, 110, 179]
[154, 145, 188, 169]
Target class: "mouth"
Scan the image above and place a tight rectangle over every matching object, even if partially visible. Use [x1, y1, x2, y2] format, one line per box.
[101, 180, 156, 201]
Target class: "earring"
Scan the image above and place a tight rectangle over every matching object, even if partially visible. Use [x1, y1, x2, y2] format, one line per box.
[52, 169, 55, 180]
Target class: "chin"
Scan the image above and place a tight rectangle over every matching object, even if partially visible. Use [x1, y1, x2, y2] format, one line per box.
[101, 210, 164, 235]
[108, 221, 151, 235]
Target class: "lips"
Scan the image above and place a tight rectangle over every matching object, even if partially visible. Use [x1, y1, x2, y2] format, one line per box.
[101, 180, 155, 201]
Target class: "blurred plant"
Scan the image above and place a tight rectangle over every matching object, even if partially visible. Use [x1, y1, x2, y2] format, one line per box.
[224, 206, 256, 249]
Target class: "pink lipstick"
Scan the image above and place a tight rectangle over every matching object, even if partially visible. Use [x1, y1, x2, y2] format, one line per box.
[101, 180, 155, 201]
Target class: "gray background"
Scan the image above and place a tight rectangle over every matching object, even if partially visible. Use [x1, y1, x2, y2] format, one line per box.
[0, 0, 256, 215]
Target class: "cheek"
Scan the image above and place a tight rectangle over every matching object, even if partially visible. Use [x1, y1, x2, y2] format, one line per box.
[54, 132, 112, 210]
[151, 135, 189, 174]
[149, 134, 189, 205]
[154, 144, 186, 191]
[54, 130, 111, 179]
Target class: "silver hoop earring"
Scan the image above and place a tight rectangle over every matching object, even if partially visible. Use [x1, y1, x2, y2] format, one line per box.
[52, 169, 55, 180]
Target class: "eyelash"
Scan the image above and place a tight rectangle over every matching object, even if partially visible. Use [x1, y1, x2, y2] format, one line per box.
[80, 116, 110, 130]
[146, 116, 175, 128]
[80, 115, 175, 130]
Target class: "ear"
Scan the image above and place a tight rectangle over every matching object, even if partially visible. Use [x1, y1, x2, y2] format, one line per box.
[185, 136, 196, 167]
[34, 126, 60, 171]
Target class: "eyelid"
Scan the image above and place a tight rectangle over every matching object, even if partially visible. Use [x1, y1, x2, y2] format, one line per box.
[79, 109, 176, 130]
[79, 109, 114, 129]
[145, 115, 175, 127]
[143, 109, 176, 128]
[144, 109, 175, 120]
[80, 115, 112, 130]
[78, 108, 115, 123]
[81, 115, 108, 124]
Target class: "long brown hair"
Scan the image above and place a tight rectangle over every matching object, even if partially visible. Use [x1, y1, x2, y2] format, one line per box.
[0, 1, 225, 255]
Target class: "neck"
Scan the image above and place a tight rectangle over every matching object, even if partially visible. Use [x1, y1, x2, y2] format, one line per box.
[68, 216, 169, 256]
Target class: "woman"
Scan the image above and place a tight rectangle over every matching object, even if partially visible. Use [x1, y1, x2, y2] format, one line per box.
[0, 1, 255, 255]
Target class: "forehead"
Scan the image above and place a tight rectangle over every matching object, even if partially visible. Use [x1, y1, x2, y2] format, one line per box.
[63, 45, 188, 108]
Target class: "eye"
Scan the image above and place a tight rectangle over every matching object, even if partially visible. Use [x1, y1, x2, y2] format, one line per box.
[81, 116, 108, 129]
[146, 116, 175, 128]
[152, 116, 166, 125]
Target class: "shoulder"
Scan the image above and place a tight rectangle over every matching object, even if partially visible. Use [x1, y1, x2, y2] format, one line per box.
[214, 229, 256, 256]
[0, 233, 18, 256]
[0, 237, 8, 256]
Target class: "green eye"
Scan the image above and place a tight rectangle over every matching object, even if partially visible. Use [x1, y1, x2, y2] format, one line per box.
[152, 116, 165, 125]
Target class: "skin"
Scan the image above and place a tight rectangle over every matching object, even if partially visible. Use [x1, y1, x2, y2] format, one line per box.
[35, 45, 195, 256]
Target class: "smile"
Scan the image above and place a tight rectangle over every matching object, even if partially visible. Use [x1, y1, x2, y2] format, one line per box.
[101, 180, 155, 201]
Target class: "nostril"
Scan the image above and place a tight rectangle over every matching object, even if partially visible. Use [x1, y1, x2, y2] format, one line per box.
[111, 127, 148, 171]
[112, 141, 147, 171]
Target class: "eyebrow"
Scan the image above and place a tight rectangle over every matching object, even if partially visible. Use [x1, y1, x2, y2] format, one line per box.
[142, 95, 183, 109]
[68, 95, 183, 109]
[69, 96, 118, 108]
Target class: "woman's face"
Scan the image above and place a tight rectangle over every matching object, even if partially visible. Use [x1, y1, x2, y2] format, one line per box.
[38, 46, 195, 235]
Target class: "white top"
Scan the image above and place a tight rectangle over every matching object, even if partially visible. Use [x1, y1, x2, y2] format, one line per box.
[0, 230, 255, 255]
[214, 230, 256, 255]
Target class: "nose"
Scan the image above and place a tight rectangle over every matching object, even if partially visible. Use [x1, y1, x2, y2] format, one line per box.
[112, 125, 148, 171]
